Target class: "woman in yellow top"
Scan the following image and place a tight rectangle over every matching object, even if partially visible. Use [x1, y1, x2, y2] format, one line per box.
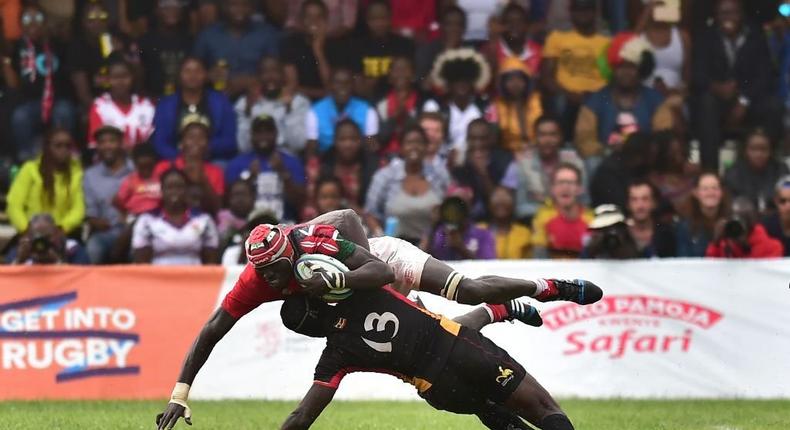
[479, 186, 532, 259]
[485, 57, 542, 153]
[6, 128, 85, 234]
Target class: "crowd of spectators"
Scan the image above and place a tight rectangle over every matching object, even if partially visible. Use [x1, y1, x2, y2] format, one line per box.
[2, 0, 790, 266]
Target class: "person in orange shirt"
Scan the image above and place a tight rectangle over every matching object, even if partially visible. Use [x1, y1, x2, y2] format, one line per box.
[485, 57, 542, 153]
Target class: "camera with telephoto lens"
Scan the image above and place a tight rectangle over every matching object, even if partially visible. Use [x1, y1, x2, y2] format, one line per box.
[31, 233, 53, 253]
[723, 218, 747, 239]
[600, 228, 622, 252]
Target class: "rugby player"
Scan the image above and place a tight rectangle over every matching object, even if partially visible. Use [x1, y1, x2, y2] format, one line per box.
[278, 288, 574, 430]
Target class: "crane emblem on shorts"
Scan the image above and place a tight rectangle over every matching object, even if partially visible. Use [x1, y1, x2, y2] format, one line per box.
[496, 366, 514, 386]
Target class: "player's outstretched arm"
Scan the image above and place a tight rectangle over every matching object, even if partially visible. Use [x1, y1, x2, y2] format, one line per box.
[280, 384, 336, 430]
[156, 308, 238, 430]
[307, 209, 370, 250]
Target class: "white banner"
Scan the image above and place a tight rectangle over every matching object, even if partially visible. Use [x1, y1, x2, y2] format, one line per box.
[190, 259, 790, 400]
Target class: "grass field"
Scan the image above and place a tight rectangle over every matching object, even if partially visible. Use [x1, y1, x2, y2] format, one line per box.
[1, 399, 789, 430]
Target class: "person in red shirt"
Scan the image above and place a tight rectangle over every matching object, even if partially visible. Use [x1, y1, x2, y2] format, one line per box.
[114, 143, 161, 218]
[482, 3, 542, 80]
[705, 197, 784, 258]
[153, 115, 224, 214]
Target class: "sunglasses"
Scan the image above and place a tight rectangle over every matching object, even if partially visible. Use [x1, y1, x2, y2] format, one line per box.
[22, 12, 44, 26]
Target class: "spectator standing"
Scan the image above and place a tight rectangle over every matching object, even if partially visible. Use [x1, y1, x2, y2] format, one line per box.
[575, 32, 673, 159]
[193, 0, 280, 97]
[154, 117, 224, 214]
[429, 196, 496, 261]
[351, 0, 415, 101]
[692, 0, 781, 170]
[531, 163, 593, 259]
[541, 0, 610, 138]
[503, 115, 586, 221]
[648, 131, 697, 219]
[151, 56, 237, 162]
[280, 0, 342, 100]
[6, 128, 84, 235]
[705, 197, 784, 258]
[415, 6, 467, 91]
[114, 143, 162, 218]
[87, 55, 155, 151]
[83, 126, 133, 264]
[365, 125, 449, 242]
[305, 67, 379, 157]
[675, 172, 729, 257]
[482, 3, 542, 78]
[485, 57, 542, 153]
[456, 0, 499, 43]
[132, 168, 219, 265]
[450, 119, 512, 220]
[478, 186, 532, 259]
[235, 57, 311, 155]
[636, 0, 691, 94]
[285, 0, 357, 38]
[763, 176, 790, 256]
[138, 0, 193, 97]
[724, 128, 789, 212]
[4, 5, 75, 161]
[626, 180, 677, 258]
[376, 56, 423, 157]
[217, 179, 255, 251]
[8, 213, 89, 265]
[225, 115, 306, 222]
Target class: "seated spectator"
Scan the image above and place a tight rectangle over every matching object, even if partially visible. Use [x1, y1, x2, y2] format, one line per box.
[625, 180, 677, 258]
[152, 56, 237, 162]
[217, 180, 255, 251]
[154, 116, 224, 214]
[366, 125, 449, 241]
[114, 143, 162, 218]
[532, 162, 593, 259]
[305, 67, 379, 157]
[635, 0, 690, 95]
[132, 168, 219, 265]
[724, 128, 789, 212]
[220, 212, 279, 266]
[482, 3, 542, 78]
[5, 5, 75, 161]
[376, 56, 424, 157]
[352, 0, 415, 101]
[478, 186, 532, 259]
[583, 204, 641, 259]
[649, 131, 697, 219]
[575, 32, 673, 159]
[423, 48, 491, 166]
[312, 176, 346, 216]
[485, 57, 542, 153]
[428, 196, 495, 261]
[138, 0, 193, 97]
[415, 6, 466, 91]
[7, 213, 89, 265]
[88, 54, 155, 151]
[235, 57, 311, 155]
[451, 119, 512, 220]
[284, 0, 357, 39]
[225, 115, 306, 222]
[676, 172, 729, 257]
[83, 126, 133, 264]
[193, 0, 280, 97]
[705, 197, 784, 258]
[6, 128, 84, 235]
[541, 0, 610, 138]
[306, 119, 378, 219]
[590, 131, 656, 209]
[763, 176, 790, 256]
[418, 112, 450, 171]
[280, 0, 342, 100]
[503, 115, 586, 221]
[692, 0, 781, 170]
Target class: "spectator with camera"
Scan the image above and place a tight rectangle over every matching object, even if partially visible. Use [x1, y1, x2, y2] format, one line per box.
[428, 196, 495, 261]
[7, 213, 88, 265]
[705, 197, 784, 258]
[83, 126, 133, 264]
[762, 176, 790, 256]
[583, 204, 641, 260]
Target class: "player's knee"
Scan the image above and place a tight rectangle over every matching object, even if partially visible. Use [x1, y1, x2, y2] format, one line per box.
[540, 413, 574, 430]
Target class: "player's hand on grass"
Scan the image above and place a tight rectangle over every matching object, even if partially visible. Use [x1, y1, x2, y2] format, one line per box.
[156, 401, 192, 429]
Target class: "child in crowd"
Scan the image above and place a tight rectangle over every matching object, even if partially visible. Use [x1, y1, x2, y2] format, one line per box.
[113, 143, 161, 221]
[376, 56, 423, 157]
[217, 180, 256, 250]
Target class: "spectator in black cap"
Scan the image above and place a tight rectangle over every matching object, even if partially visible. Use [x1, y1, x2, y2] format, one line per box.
[224, 115, 306, 222]
[83, 125, 133, 264]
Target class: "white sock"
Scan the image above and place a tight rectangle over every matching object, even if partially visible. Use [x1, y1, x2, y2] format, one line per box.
[531, 279, 549, 298]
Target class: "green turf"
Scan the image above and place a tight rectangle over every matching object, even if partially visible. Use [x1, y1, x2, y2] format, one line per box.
[0, 399, 787, 429]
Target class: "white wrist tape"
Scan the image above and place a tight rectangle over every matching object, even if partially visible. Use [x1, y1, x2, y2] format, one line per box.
[170, 382, 192, 419]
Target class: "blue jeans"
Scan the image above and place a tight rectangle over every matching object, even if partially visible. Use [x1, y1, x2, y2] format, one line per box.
[86, 228, 122, 264]
[12, 99, 76, 161]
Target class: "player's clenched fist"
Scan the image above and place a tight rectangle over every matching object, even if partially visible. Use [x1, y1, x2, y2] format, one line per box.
[156, 383, 192, 429]
[299, 266, 343, 298]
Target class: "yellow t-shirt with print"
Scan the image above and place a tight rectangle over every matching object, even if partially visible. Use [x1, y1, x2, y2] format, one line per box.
[543, 30, 610, 93]
[478, 223, 532, 259]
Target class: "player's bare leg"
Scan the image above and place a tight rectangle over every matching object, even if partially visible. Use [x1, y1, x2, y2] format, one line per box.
[420, 257, 602, 306]
[504, 373, 574, 430]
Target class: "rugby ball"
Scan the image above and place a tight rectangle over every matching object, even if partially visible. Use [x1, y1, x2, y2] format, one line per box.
[294, 254, 353, 302]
